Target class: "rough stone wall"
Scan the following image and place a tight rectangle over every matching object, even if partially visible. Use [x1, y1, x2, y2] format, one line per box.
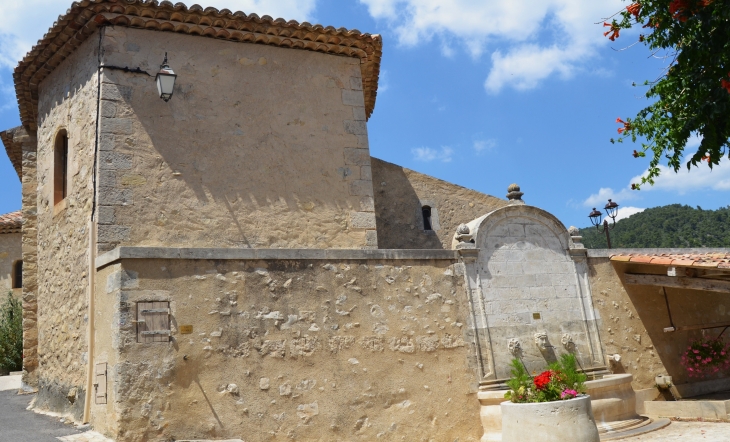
[33, 33, 99, 416]
[586, 257, 665, 390]
[371, 158, 508, 249]
[93, 258, 481, 442]
[18, 128, 39, 388]
[595, 259, 730, 388]
[96, 27, 376, 252]
[0, 232, 21, 296]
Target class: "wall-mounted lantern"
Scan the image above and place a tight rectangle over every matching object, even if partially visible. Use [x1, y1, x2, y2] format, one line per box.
[155, 53, 177, 102]
[588, 199, 620, 249]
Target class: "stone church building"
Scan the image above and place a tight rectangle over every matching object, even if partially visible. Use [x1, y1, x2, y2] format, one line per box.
[2, 1, 730, 441]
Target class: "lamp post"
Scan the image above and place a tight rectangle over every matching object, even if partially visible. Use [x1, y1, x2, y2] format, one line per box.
[588, 199, 620, 249]
[155, 52, 177, 102]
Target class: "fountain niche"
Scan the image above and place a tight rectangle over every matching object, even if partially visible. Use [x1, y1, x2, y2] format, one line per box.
[454, 197, 667, 440]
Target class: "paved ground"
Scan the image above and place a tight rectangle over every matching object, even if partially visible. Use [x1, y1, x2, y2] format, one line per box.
[621, 420, 730, 441]
[0, 390, 82, 442]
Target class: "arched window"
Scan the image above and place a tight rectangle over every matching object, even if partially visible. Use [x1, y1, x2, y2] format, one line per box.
[422, 206, 433, 231]
[54, 130, 69, 205]
[12, 260, 22, 289]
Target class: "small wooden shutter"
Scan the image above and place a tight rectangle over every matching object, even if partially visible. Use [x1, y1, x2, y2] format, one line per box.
[136, 301, 171, 343]
[94, 363, 107, 405]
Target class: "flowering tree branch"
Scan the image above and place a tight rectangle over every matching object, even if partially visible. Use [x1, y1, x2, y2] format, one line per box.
[606, 0, 730, 189]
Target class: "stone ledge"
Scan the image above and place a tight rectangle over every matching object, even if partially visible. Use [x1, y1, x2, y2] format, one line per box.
[587, 248, 730, 258]
[96, 247, 459, 269]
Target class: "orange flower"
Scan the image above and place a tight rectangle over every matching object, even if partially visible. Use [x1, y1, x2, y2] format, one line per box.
[626, 3, 641, 17]
[702, 155, 711, 162]
[670, 0, 691, 21]
[721, 77, 730, 93]
[603, 22, 620, 41]
[616, 117, 631, 134]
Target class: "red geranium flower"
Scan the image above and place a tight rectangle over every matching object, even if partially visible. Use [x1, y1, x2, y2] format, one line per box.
[534, 370, 553, 390]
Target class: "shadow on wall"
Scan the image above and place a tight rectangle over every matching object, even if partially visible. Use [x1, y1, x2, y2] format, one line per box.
[370, 158, 443, 249]
[616, 262, 730, 386]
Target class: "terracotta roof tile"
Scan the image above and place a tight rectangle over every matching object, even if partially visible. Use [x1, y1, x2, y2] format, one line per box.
[11, 0, 383, 131]
[0, 211, 22, 234]
[610, 252, 730, 270]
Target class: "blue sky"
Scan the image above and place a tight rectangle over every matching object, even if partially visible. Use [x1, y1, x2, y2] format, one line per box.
[1, 0, 728, 229]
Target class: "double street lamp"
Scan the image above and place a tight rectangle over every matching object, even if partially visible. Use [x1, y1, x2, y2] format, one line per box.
[588, 199, 619, 249]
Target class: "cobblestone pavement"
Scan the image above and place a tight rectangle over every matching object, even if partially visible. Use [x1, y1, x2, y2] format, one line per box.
[622, 420, 730, 441]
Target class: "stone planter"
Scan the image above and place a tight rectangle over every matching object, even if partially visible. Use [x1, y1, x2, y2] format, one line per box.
[501, 395, 600, 442]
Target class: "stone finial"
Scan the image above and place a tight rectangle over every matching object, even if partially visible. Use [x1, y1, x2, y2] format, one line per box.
[568, 226, 584, 249]
[506, 183, 524, 204]
[457, 224, 470, 235]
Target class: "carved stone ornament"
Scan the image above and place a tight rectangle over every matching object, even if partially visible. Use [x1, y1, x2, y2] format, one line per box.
[561, 333, 576, 351]
[508, 338, 522, 356]
[534, 332, 549, 350]
[455, 223, 473, 243]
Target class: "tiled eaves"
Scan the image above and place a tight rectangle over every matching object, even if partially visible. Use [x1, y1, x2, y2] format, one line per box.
[0, 211, 22, 234]
[610, 252, 730, 270]
[14, 0, 383, 131]
[0, 127, 22, 180]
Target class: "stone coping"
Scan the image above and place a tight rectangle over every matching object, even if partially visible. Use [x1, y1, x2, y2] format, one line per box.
[587, 248, 730, 258]
[96, 247, 459, 269]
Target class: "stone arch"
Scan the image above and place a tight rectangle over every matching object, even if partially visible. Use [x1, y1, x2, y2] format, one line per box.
[457, 204, 604, 385]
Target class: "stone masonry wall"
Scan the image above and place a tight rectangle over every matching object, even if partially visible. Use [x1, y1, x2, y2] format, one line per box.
[0, 232, 21, 296]
[586, 257, 666, 390]
[33, 33, 99, 417]
[92, 258, 481, 442]
[19, 128, 39, 388]
[96, 27, 376, 252]
[371, 158, 508, 249]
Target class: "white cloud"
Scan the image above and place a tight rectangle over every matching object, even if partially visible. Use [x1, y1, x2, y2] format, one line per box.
[412, 146, 453, 162]
[378, 69, 390, 93]
[473, 139, 496, 154]
[359, 0, 624, 92]
[614, 206, 645, 221]
[0, 0, 317, 69]
[629, 163, 730, 194]
[583, 187, 636, 209]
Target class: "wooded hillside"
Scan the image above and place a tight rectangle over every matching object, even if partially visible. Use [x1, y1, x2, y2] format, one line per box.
[578, 204, 730, 249]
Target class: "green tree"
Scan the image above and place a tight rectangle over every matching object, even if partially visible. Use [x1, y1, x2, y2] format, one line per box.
[579, 204, 730, 248]
[0, 293, 23, 372]
[606, 1, 730, 188]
